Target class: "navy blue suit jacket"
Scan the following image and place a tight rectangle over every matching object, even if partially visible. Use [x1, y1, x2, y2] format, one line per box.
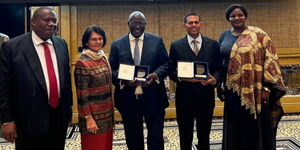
[0, 32, 72, 135]
[109, 32, 169, 113]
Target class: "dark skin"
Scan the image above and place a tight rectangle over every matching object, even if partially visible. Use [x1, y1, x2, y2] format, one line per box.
[217, 8, 271, 102]
[229, 8, 247, 36]
[1, 8, 57, 143]
[124, 14, 157, 87]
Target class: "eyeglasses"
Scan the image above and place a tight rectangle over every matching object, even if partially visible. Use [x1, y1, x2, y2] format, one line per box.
[129, 21, 146, 27]
[186, 21, 200, 25]
[89, 38, 103, 42]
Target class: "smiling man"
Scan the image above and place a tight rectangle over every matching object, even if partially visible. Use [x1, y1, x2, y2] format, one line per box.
[109, 11, 169, 150]
[168, 12, 221, 150]
[0, 7, 72, 150]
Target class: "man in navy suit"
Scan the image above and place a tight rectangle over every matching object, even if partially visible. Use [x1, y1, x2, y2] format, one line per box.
[109, 11, 168, 150]
[169, 13, 221, 150]
[0, 7, 72, 150]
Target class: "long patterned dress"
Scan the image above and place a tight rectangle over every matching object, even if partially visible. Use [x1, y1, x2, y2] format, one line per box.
[74, 49, 114, 150]
[219, 26, 285, 150]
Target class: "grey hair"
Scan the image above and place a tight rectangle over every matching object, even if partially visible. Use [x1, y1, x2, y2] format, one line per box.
[128, 11, 146, 22]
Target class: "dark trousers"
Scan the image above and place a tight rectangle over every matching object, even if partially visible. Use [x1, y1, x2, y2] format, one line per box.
[15, 106, 68, 150]
[176, 96, 214, 150]
[118, 99, 165, 150]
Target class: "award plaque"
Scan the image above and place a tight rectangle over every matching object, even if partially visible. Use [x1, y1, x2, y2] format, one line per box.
[194, 62, 209, 80]
[134, 65, 149, 82]
[177, 61, 194, 78]
[177, 61, 209, 80]
[118, 64, 135, 81]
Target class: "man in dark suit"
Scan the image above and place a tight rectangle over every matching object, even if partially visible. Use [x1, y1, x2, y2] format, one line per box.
[0, 7, 72, 150]
[0, 33, 9, 49]
[169, 13, 221, 150]
[109, 11, 168, 150]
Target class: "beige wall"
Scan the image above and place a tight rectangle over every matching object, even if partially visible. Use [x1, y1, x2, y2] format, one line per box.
[61, 1, 300, 55]
[58, 0, 300, 122]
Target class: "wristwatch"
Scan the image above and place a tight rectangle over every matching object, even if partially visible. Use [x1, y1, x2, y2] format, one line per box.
[263, 87, 270, 92]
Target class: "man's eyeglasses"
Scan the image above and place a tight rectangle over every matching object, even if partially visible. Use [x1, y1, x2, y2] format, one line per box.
[129, 21, 146, 27]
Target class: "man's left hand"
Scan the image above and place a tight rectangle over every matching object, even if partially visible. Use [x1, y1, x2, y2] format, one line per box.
[142, 73, 158, 87]
[199, 74, 216, 86]
[1, 122, 17, 143]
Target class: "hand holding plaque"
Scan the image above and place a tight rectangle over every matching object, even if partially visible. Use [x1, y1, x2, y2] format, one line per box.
[118, 64, 149, 82]
[177, 61, 209, 80]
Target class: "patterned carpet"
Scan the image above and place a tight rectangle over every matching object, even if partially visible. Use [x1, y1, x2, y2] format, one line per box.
[0, 114, 300, 150]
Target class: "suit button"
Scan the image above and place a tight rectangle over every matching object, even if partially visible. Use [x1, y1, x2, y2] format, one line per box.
[32, 92, 36, 96]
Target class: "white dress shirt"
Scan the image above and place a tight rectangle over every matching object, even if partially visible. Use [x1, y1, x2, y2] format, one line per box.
[129, 33, 144, 60]
[32, 31, 60, 98]
[187, 34, 202, 53]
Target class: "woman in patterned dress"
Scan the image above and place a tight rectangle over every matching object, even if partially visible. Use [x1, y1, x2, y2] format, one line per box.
[218, 4, 286, 150]
[75, 25, 114, 150]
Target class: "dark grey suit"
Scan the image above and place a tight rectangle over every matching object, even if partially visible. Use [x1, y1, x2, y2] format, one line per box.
[0, 33, 9, 50]
[109, 32, 168, 150]
[169, 35, 221, 150]
[0, 32, 72, 150]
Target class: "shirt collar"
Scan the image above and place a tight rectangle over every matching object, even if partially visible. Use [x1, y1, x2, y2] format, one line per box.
[32, 30, 53, 46]
[187, 34, 202, 44]
[129, 33, 144, 41]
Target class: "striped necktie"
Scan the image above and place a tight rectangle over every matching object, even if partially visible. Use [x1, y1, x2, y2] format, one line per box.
[192, 40, 199, 55]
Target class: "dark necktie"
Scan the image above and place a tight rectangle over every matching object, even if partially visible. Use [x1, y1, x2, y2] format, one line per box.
[192, 40, 199, 55]
[41, 42, 59, 108]
[134, 38, 140, 65]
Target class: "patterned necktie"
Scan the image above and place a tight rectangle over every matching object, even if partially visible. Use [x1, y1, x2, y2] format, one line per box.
[134, 38, 140, 65]
[41, 42, 59, 108]
[192, 40, 199, 55]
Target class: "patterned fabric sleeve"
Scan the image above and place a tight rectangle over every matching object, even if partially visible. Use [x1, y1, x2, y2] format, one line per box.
[261, 33, 286, 128]
[262, 34, 285, 90]
[74, 60, 92, 117]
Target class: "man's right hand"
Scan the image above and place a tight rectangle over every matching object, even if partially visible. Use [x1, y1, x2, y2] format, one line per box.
[1, 122, 17, 143]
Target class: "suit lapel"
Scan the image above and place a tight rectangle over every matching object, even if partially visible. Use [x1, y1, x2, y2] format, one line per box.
[199, 35, 208, 62]
[52, 37, 64, 91]
[140, 33, 150, 65]
[124, 35, 135, 65]
[23, 33, 47, 93]
[182, 35, 194, 55]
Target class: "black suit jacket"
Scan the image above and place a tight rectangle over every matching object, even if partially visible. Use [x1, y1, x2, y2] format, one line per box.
[109, 32, 169, 112]
[0, 32, 72, 135]
[169, 35, 221, 108]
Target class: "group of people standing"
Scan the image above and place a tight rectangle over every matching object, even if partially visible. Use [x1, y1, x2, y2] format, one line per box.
[0, 3, 286, 150]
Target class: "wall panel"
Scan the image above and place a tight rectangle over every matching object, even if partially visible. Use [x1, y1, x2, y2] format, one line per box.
[59, 0, 300, 122]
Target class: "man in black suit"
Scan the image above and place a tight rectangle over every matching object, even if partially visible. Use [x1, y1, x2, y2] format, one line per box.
[0, 33, 9, 49]
[169, 13, 221, 150]
[109, 11, 168, 150]
[0, 7, 72, 150]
